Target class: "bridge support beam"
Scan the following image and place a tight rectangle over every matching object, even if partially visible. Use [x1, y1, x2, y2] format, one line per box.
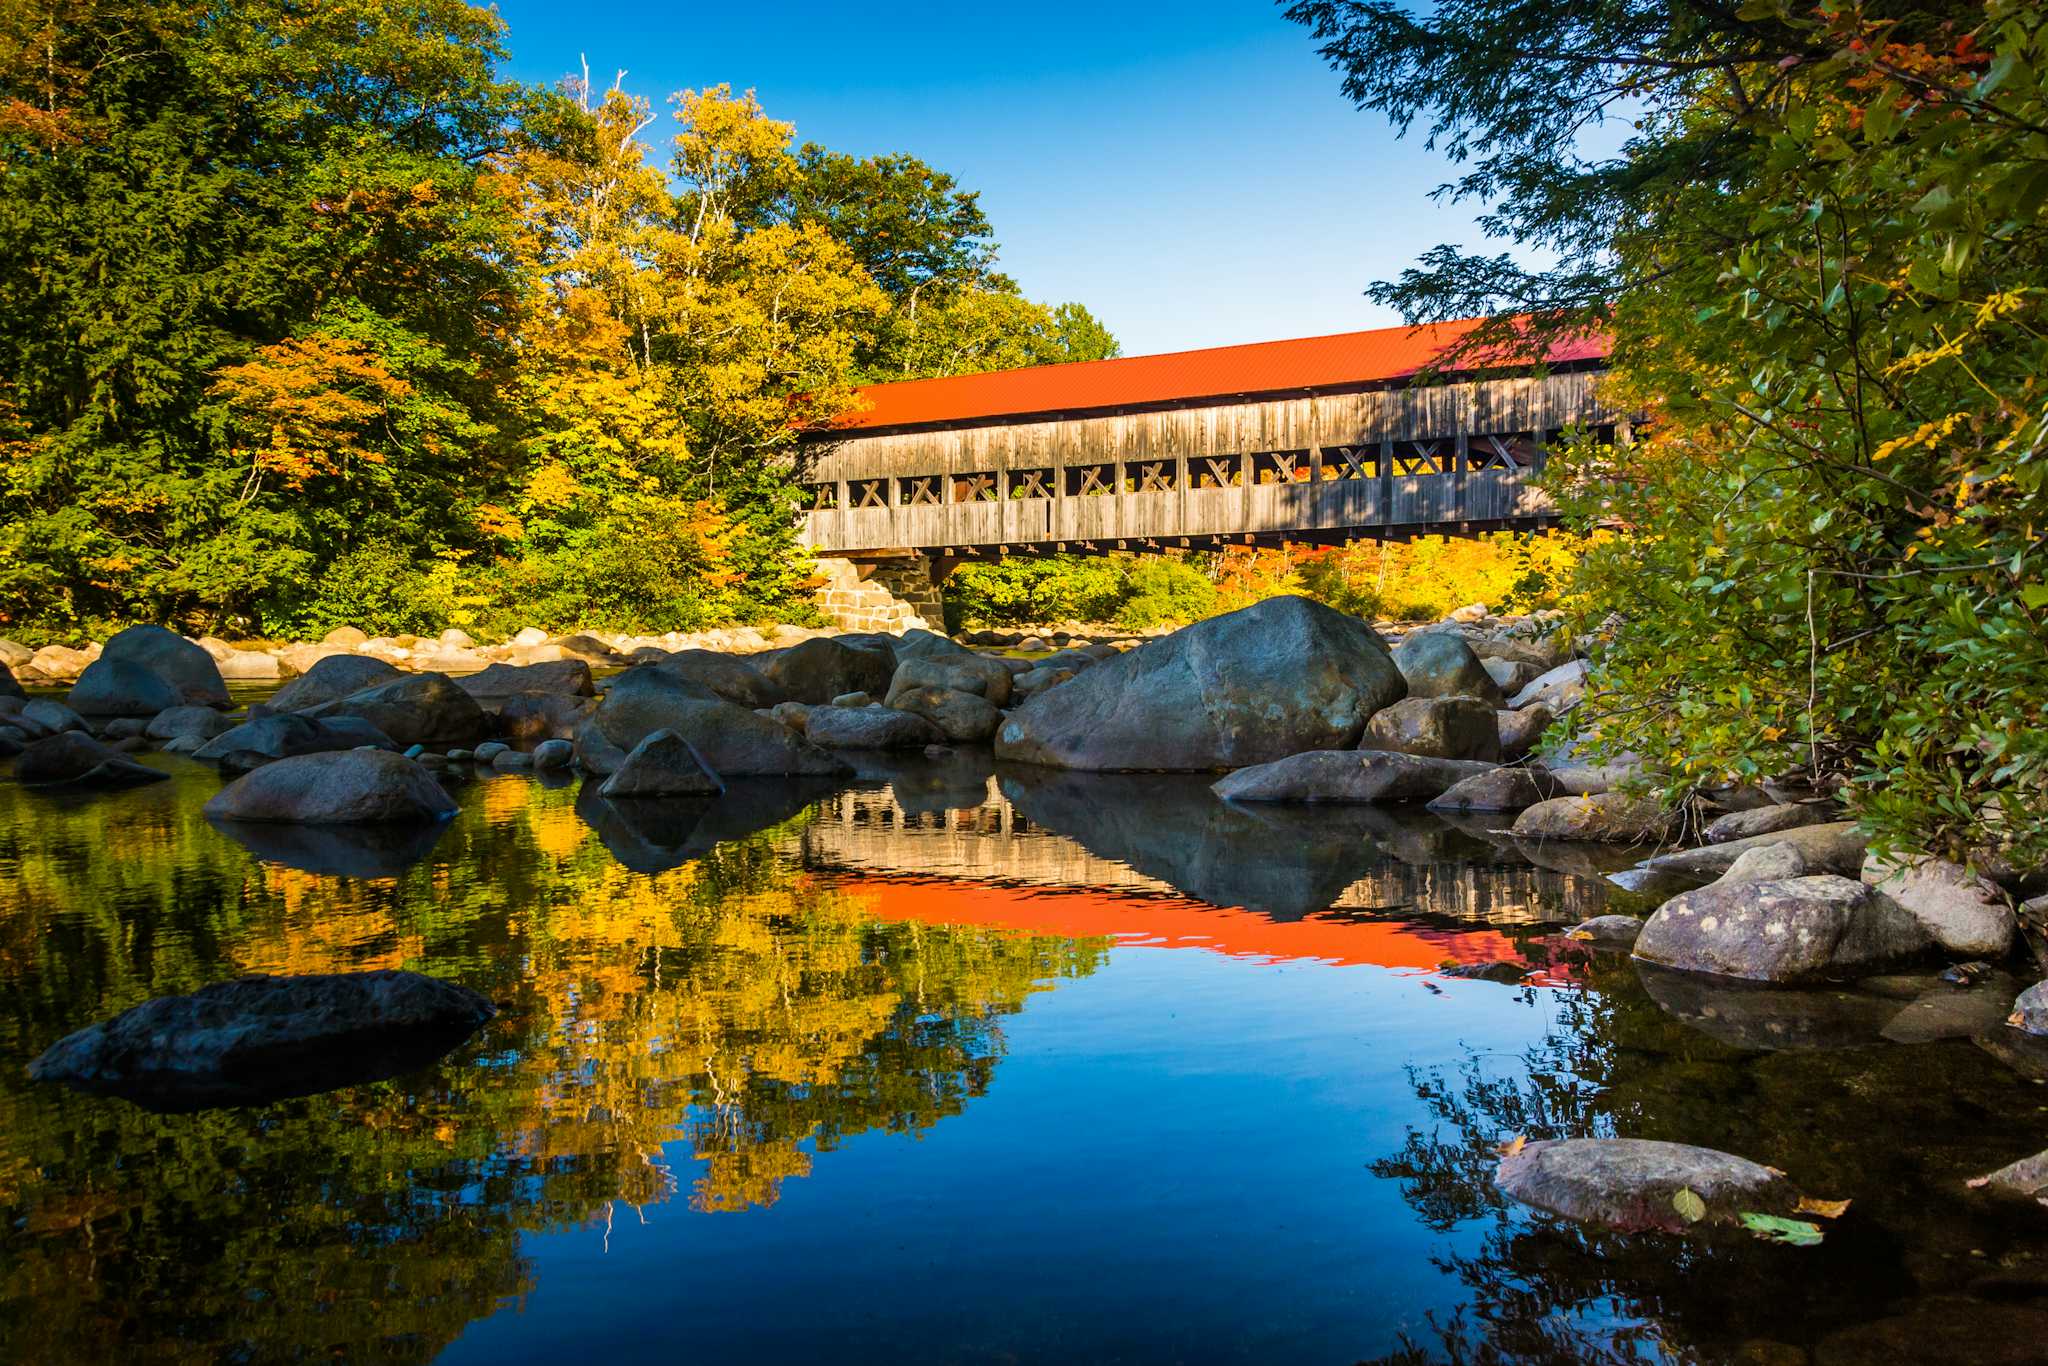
[812, 553, 947, 634]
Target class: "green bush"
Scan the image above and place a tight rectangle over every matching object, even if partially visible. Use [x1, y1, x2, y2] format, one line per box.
[1114, 558, 1216, 630]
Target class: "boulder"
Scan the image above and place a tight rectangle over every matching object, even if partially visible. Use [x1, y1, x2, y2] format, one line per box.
[1426, 767, 1563, 812]
[1538, 756, 1645, 796]
[437, 627, 475, 649]
[0, 662, 22, 700]
[204, 750, 458, 824]
[0, 637, 30, 668]
[1511, 792, 1673, 843]
[1481, 655, 1537, 694]
[215, 650, 283, 681]
[1213, 749, 1497, 804]
[308, 672, 491, 749]
[1567, 914, 1646, 947]
[455, 659, 595, 699]
[65, 658, 185, 716]
[28, 970, 494, 1111]
[1715, 842, 1809, 885]
[760, 637, 894, 705]
[885, 653, 1013, 709]
[586, 668, 847, 777]
[829, 691, 874, 708]
[1641, 820, 1868, 879]
[144, 705, 237, 742]
[510, 626, 549, 647]
[1633, 875, 1935, 983]
[1390, 631, 1505, 707]
[320, 626, 369, 647]
[2008, 980, 2048, 1036]
[1361, 695, 1501, 761]
[495, 692, 596, 743]
[267, 655, 404, 712]
[531, 738, 574, 770]
[1011, 666, 1076, 701]
[1704, 802, 1839, 843]
[891, 686, 1002, 744]
[996, 596, 1407, 772]
[194, 712, 393, 763]
[805, 704, 945, 750]
[767, 700, 812, 735]
[96, 624, 229, 707]
[1496, 1138, 1800, 1234]
[1496, 705, 1553, 763]
[551, 633, 628, 666]
[12, 732, 168, 788]
[23, 698, 87, 734]
[652, 651, 784, 708]
[1863, 851, 2015, 958]
[598, 729, 724, 798]
[28, 643, 95, 681]
[1508, 659, 1587, 712]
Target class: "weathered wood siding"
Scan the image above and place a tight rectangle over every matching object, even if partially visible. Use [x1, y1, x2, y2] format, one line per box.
[802, 369, 1609, 554]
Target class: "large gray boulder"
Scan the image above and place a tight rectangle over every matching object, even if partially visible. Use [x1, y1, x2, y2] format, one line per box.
[1512, 792, 1673, 843]
[760, 638, 894, 705]
[1633, 875, 1935, 983]
[28, 970, 494, 1111]
[996, 596, 1406, 772]
[585, 668, 847, 777]
[93, 624, 229, 707]
[1213, 749, 1496, 804]
[13, 732, 168, 788]
[1391, 631, 1505, 707]
[1641, 820, 1868, 879]
[1362, 695, 1501, 761]
[203, 750, 458, 824]
[651, 651, 784, 708]
[144, 705, 237, 742]
[1863, 850, 2015, 958]
[598, 729, 724, 798]
[886, 653, 1013, 708]
[65, 658, 185, 717]
[805, 705, 945, 750]
[1497, 705, 1553, 763]
[1496, 1137, 1801, 1234]
[891, 685, 1002, 743]
[267, 654, 403, 711]
[193, 712, 393, 763]
[307, 672, 491, 749]
[455, 659, 594, 699]
[1508, 658, 1587, 712]
[1426, 767, 1563, 812]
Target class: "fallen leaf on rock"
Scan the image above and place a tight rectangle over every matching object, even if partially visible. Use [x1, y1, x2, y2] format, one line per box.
[1739, 1212, 1825, 1246]
[1499, 1134, 1527, 1158]
[1567, 930, 1594, 942]
[1672, 1187, 1707, 1223]
[1795, 1196, 1851, 1219]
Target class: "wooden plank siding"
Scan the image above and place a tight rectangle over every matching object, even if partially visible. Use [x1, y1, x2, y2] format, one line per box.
[801, 368, 1609, 556]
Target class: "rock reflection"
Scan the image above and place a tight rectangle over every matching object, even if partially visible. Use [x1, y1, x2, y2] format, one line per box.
[208, 813, 450, 877]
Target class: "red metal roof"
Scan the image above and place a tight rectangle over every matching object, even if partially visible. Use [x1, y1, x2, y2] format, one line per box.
[830, 316, 1609, 432]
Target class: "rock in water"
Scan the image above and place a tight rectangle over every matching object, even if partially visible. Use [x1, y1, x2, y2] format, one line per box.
[93, 624, 230, 707]
[886, 653, 1013, 708]
[193, 712, 394, 763]
[599, 729, 724, 798]
[1213, 750, 1496, 804]
[28, 970, 494, 1111]
[1567, 915, 1647, 947]
[1362, 694, 1502, 761]
[455, 659, 595, 699]
[1714, 842, 1809, 886]
[804, 705, 944, 750]
[13, 732, 169, 789]
[1704, 802, 1837, 844]
[760, 637, 894, 705]
[2009, 981, 2048, 1036]
[203, 750, 458, 824]
[1512, 792, 1673, 843]
[586, 668, 847, 777]
[65, 658, 185, 717]
[266, 654, 404, 711]
[144, 705, 237, 742]
[1496, 1137, 1800, 1234]
[308, 671, 491, 748]
[996, 596, 1407, 771]
[891, 685, 1002, 743]
[651, 651, 784, 708]
[1641, 821, 1868, 879]
[1633, 875, 1935, 983]
[1863, 850, 2015, 958]
[1391, 631, 1505, 707]
[0, 663, 23, 700]
[1427, 767, 1562, 812]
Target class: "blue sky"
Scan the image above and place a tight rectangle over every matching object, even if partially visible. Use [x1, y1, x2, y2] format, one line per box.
[489, 1, 1498, 357]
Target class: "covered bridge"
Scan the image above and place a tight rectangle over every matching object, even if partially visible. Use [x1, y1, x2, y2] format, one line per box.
[799, 316, 1616, 566]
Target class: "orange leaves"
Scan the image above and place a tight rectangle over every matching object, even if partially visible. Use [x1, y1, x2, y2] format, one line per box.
[209, 333, 410, 489]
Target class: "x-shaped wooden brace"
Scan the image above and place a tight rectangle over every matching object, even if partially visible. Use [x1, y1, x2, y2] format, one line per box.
[1009, 469, 1052, 499]
[904, 475, 941, 505]
[1394, 441, 1444, 476]
[852, 480, 888, 508]
[957, 472, 998, 502]
[1136, 461, 1174, 491]
[1073, 465, 1113, 495]
[1260, 452, 1307, 483]
[1198, 457, 1237, 488]
[1323, 445, 1373, 480]
[1470, 435, 1519, 471]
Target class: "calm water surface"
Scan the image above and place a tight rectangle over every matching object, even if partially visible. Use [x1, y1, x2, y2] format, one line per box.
[4, 746, 2048, 1364]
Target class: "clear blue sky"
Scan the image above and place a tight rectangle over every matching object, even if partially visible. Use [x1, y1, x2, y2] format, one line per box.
[488, 0, 1496, 357]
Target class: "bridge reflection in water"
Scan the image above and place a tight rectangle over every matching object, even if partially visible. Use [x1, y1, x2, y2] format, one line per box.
[785, 757, 1640, 974]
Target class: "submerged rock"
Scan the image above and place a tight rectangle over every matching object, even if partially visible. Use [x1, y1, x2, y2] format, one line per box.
[598, 729, 724, 798]
[1213, 750, 1496, 804]
[210, 818, 450, 878]
[28, 970, 494, 1111]
[1637, 962, 1905, 1051]
[1633, 875, 1935, 984]
[13, 731, 169, 789]
[1496, 1137, 1800, 1234]
[1568, 914, 1646, 947]
[203, 750, 458, 824]
[996, 596, 1407, 772]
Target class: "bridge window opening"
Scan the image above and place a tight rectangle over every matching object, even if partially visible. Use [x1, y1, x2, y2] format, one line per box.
[1320, 445, 1376, 481]
[1006, 467, 1055, 500]
[1253, 450, 1312, 484]
[849, 478, 889, 509]
[951, 472, 1000, 503]
[1192, 456, 1242, 489]
[899, 474, 943, 506]
[1065, 463, 1116, 497]
[1129, 459, 1178, 493]
[1390, 440, 1450, 476]
[1467, 433, 1538, 472]
[807, 483, 839, 509]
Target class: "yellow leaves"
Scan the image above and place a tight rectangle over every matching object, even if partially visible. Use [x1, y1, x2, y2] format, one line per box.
[1796, 1195, 1852, 1219]
[1499, 1134, 1528, 1158]
[210, 333, 410, 489]
[474, 503, 524, 540]
[1872, 411, 1967, 461]
[521, 461, 582, 512]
